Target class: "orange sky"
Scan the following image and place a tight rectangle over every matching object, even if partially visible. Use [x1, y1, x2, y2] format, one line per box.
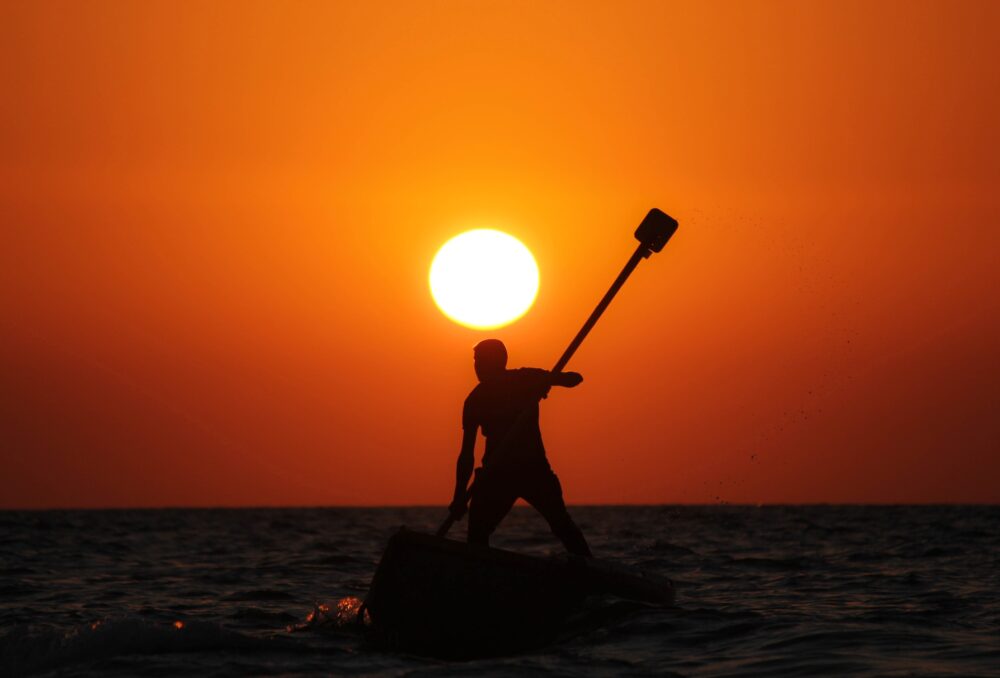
[2, 1, 998, 508]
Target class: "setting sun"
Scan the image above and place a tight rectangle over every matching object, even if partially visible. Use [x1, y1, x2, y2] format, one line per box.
[429, 229, 540, 330]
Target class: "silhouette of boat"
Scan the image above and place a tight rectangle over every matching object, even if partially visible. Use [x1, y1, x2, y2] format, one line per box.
[362, 528, 674, 658]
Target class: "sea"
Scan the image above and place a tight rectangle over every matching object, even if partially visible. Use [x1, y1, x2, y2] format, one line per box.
[1, 506, 997, 676]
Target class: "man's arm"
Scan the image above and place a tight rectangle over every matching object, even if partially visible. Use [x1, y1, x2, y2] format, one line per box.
[449, 427, 477, 520]
[550, 371, 583, 388]
[529, 368, 583, 399]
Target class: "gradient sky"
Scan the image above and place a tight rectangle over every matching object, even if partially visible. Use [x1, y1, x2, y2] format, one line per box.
[2, 1, 998, 508]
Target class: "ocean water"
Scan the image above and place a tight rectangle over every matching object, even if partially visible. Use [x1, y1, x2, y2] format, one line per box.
[1, 506, 998, 676]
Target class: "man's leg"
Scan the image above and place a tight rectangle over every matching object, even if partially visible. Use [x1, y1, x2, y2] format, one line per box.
[521, 468, 592, 557]
[467, 468, 517, 546]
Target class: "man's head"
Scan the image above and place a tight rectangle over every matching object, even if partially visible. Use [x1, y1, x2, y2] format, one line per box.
[473, 339, 507, 382]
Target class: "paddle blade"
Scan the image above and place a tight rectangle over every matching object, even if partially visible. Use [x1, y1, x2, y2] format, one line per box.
[634, 208, 678, 253]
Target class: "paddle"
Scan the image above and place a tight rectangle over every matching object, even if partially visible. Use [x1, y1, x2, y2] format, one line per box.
[436, 208, 679, 538]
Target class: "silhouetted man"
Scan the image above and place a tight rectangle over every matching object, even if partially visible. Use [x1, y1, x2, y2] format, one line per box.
[448, 339, 592, 556]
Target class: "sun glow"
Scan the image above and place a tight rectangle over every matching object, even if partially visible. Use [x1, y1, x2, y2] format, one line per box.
[429, 229, 539, 329]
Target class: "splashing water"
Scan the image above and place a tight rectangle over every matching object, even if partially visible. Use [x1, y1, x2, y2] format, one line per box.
[288, 596, 370, 633]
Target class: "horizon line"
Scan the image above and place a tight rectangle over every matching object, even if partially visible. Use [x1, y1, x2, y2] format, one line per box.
[2, 501, 997, 512]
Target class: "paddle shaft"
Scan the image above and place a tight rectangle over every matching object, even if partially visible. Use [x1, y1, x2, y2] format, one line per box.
[437, 241, 656, 538]
[551, 242, 651, 374]
[436, 483, 471, 537]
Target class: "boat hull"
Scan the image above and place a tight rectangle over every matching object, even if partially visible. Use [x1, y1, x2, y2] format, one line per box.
[363, 528, 673, 658]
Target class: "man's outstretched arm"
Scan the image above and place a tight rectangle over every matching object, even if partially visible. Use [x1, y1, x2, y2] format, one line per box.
[449, 427, 477, 520]
[535, 370, 582, 399]
[550, 371, 583, 388]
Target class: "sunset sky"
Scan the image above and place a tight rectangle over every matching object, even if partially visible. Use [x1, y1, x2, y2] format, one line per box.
[2, 1, 997, 508]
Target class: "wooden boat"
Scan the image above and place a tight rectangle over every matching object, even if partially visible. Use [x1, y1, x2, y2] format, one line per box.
[362, 528, 674, 658]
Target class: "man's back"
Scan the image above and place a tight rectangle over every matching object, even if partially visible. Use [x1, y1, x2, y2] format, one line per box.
[463, 367, 550, 468]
